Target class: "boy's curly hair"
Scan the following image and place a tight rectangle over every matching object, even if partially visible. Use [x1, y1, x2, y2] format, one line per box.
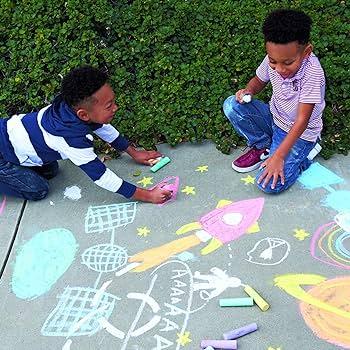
[262, 9, 312, 45]
[61, 66, 108, 107]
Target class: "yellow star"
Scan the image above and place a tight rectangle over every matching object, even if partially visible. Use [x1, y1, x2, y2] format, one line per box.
[241, 175, 255, 185]
[293, 228, 310, 241]
[137, 176, 153, 188]
[181, 186, 196, 195]
[195, 165, 208, 173]
[137, 226, 151, 237]
[176, 331, 192, 346]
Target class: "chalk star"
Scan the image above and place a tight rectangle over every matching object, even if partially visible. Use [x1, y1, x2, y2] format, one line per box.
[137, 176, 153, 188]
[176, 331, 192, 346]
[137, 226, 151, 237]
[195, 165, 208, 173]
[181, 186, 196, 195]
[241, 174, 255, 185]
[293, 228, 310, 241]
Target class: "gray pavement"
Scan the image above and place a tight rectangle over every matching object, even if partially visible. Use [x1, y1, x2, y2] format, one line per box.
[0, 141, 349, 350]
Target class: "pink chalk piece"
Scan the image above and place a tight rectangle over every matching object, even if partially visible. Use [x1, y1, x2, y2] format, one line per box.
[149, 176, 180, 207]
[199, 197, 265, 243]
[201, 339, 237, 349]
[0, 196, 6, 215]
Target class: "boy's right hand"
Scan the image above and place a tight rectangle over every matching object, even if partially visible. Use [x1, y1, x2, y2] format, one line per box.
[132, 187, 172, 204]
[235, 89, 253, 104]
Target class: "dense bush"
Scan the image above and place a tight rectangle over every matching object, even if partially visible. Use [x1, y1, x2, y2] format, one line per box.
[0, 0, 349, 157]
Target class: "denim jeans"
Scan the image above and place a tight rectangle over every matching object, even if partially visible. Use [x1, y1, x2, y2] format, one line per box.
[223, 96, 316, 193]
[0, 153, 58, 200]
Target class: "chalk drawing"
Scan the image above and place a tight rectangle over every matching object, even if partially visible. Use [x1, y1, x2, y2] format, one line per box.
[293, 228, 310, 241]
[128, 198, 264, 272]
[11, 228, 78, 300]
[63, 185, 82, 200]
[0, 196, 6, 215]
[246, 237, 290, 266]
[81, 244, 128, 273]
[195, 165, 208, 173]
[335, 211, 350, 232]
[85, 202, 137, 235]
[42, 286, 120, 337]
[193, 267, 242, 300]
[310, 221, 350, 270]
[275, 274, 350, 348]
[181, 186, 196, 195]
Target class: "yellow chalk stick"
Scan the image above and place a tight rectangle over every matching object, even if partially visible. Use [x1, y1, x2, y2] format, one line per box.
[244, 285, 270, 311]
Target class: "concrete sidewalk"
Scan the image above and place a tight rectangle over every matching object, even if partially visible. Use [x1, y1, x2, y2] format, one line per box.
[0, 141, 349, 350]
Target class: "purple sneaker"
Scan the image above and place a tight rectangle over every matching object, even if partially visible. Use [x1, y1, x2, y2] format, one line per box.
[232, 147, 269, 173]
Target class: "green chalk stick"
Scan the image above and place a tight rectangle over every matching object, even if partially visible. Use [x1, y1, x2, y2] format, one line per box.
[219, 297, 254, 307]
[150, 156, 171, 172]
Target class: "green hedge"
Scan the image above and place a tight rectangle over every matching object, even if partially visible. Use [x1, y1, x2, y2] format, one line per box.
[1, 0, 349, 157]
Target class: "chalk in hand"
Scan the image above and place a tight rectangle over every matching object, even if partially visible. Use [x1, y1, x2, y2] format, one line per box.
[223, 322, 258, 340]
[219, 297, 254, 307]
[244, 285, 270, 311]
[242, 94, 252, 103]
[200, 340, 237, 350]
[150, 156, 171, 172]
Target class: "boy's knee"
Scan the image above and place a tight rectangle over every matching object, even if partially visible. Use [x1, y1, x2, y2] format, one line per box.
[223, 96, 242, 122]
[22, 180, 49, 201]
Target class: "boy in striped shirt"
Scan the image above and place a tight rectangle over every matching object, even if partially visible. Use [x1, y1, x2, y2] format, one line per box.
[223, 9, 325, 193]
[0, 66, 172, 203]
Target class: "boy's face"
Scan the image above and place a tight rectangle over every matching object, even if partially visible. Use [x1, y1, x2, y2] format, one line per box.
[76, 83, 118, 124]
[265, 41, 312, 79]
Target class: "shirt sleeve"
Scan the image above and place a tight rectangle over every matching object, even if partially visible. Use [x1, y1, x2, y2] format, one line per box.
[299, 61, 326, 104]
[91, 124, 129, 151]
[256, 55, 270, 83]
[64, 139, 136, 198]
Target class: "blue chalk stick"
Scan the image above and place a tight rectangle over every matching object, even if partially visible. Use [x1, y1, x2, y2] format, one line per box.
[150, 156, 171, 172]
[219, 297, 254, 307]
[223, 322, 258, 340]
[201, 340, 237, 349]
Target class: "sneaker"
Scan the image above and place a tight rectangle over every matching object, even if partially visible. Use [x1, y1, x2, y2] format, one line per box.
[307, 142, 322, 160]
[232, 147, 269, 173]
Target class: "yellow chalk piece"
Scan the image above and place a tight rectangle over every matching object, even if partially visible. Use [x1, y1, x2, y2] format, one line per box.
[216, 199, 232, 208]
[201, 237, 223, 255]
[274, 274, 350, 320]
[129, 234, 201, 272]
[176, 221, 201, 235]
[244, 285, 270, 311]
[246, 222, 260, 234]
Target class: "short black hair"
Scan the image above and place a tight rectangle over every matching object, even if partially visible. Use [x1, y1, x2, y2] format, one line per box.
[61, 66, 108, 107]
[262, 9, 312, 45]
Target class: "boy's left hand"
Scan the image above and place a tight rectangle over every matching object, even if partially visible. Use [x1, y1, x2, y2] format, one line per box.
[257, 154, 285, 190]
[131, 149, 162, 165]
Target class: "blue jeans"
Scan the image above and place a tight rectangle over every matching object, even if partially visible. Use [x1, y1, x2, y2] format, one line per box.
[0, 153, 58, 200]
[223, 96, 316, 193]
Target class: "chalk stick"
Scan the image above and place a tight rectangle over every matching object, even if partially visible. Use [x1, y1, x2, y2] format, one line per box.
[150, 156, 171, 172]
[223, 322, 258, 340]
[219, 297, 254, 307]
[242, 94, 252, 103]
[204, 347, 215, 350]
[201, 340, 237, 349]
[244, 285, 270, 311]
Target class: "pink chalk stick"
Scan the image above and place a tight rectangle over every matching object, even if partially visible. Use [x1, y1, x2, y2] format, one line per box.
[200, 340, 237, 349]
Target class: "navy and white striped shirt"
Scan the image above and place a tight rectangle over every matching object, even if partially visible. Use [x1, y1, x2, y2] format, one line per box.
[256, 53, 326, 142]
[0, 97, 136, 198]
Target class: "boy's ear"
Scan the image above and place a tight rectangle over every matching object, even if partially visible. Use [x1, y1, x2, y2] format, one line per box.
[303, 43, 313, 57]
[76, 108, 90, 122]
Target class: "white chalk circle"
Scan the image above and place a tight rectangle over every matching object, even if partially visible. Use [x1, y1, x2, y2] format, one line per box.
[222, 212, 243, 226]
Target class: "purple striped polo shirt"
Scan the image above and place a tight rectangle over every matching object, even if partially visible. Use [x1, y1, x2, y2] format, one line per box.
[256, 52, 326, 142]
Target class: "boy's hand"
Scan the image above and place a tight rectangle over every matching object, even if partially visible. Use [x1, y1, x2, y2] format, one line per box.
[132, 187, 172, 204]
[235, 89, 253, 104]
[126, 146, 161, 165]
[257, 154, 285, 190]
